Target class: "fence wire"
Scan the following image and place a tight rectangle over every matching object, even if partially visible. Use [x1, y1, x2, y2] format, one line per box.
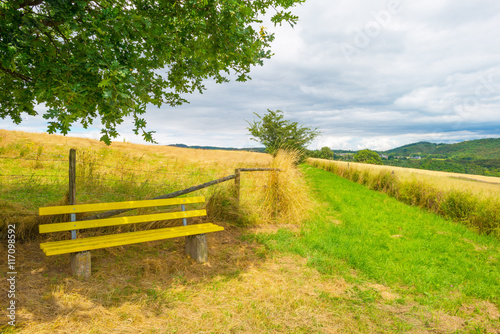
[0, 153, 265, 209]
[0, 155, 225, 193]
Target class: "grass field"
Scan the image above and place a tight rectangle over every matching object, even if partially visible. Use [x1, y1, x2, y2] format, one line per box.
[2, 131, 500, 332]
[0, 130, 310, 240]
[308, 158, 500, 238]
[2, 164, 499, 333]
[254, 165, 500, 333]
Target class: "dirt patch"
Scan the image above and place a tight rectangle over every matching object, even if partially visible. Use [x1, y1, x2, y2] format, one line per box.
[249, 223, 301, 234]
[459, 300, 500, 332]
[367, 283, 400, 301]
[379, 298, 500, 334]
[433, 311, 466, 333]
[323, 215, 343, 226]
[462, 238, 488, 252]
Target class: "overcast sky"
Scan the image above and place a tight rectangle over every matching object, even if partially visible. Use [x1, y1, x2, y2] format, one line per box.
[2, 0, 500, 151]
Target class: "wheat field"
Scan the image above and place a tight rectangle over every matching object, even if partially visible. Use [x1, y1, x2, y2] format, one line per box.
[0, 130, 311, 240]
[324, 160, 500, 197]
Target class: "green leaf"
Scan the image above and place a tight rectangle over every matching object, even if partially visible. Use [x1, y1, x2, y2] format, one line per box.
[98, 78, 111, 88]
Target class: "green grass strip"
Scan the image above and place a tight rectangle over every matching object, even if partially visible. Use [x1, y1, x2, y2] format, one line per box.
[255, 165, 500, 308]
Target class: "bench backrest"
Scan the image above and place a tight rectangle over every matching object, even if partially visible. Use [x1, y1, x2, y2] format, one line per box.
[39, 196, 206, 234]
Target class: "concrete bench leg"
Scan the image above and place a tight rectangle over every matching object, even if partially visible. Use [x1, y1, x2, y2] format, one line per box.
[70, 251, 91, 279]
[185, 234, 208, 263]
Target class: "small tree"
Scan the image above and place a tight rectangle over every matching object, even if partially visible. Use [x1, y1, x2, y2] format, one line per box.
[354, 149, 382, 165]
[247, 109, 320, 156]
[318, 146, 334, 159]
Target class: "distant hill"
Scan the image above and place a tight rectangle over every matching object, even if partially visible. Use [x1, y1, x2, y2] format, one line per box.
[431, 138, 500, 159]
[325, 138, 500, 177]
[384, 141, 444, 156]
[384, 138, 500, 159]
[168, 144, 266, 153]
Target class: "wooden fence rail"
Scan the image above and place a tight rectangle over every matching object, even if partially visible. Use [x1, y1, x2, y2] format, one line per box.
[83, 174, 238, 221]
[59, 149, 281, 221]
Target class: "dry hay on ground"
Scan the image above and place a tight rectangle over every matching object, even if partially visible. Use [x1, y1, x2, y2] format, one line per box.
[2, 222, 499, 333]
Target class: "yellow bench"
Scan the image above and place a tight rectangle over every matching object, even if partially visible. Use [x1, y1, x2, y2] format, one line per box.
[39, 196, 223, 278]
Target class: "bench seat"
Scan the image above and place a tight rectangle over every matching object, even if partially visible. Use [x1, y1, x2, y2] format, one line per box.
[41, 222, 224, 256]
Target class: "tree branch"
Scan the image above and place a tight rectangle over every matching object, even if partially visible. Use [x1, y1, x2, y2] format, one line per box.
[15, 0, 44, 10]
[0, 64, 33, 83]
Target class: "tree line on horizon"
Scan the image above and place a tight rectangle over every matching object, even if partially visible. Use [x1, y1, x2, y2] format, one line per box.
[307, 139, 500, 177]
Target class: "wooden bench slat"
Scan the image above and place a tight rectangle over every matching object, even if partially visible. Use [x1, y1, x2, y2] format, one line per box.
[41, 223, 215, 248]
[39, 196, 206, 216]
[41, 227, 172, 249]
[41, 223, 222, 256]
[39, 209, 207, 233]
[40, 223, 223, 251]
[40, 223, 224, 256]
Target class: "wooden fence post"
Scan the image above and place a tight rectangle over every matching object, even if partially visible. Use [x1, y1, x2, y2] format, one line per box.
[274, 169, 279, 218]
[234, 168, 241, 207]
[68, 148, 91, 279]
[69, 149, 76, 239]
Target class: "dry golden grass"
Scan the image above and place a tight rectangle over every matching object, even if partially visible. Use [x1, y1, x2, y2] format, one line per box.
[2, 227, 498, 333]
[0, 129, 272, 171]
[1, 223, 353, 333]
[321, 159, 500, 198]
[0, 130, 316, 332]
[238, 150, 312, 226]
[0, 130, 311, 240]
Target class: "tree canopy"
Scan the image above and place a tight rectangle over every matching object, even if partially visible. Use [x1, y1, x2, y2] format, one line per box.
[354, 149, 382, 165]
[0, 0, 304, 144]
[317, 146, 333, 159]
[247, 109, 320, 155]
